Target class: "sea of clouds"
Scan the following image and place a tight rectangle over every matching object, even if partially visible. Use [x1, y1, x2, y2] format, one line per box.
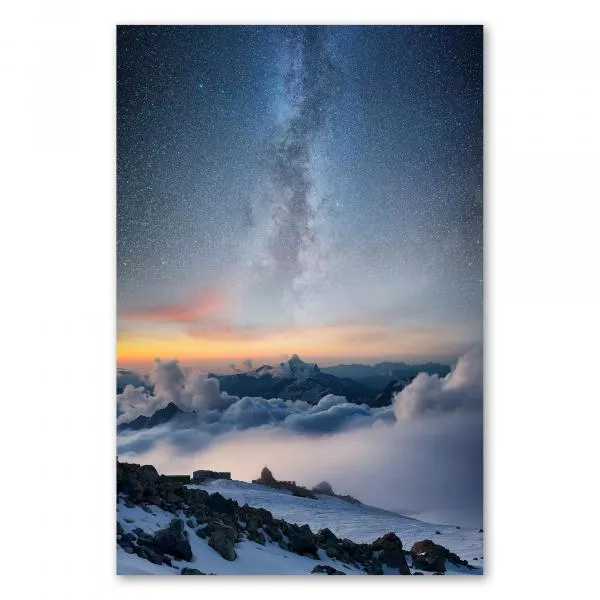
[117, 347, 483, 526]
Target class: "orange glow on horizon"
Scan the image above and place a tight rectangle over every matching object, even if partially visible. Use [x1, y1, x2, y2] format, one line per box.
[117, 321, 465, 369]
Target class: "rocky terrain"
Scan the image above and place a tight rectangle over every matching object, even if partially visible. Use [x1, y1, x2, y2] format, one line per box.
[116, 460, 479, 576]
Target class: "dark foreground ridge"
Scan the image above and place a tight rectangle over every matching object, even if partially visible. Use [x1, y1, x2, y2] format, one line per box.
[116, 460, 473, 575]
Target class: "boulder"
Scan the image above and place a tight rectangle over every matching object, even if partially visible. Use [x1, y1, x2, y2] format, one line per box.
[371, 532, 411, 575]
[168, 518, 185, 535]
[311, 564, 346, 575]
[208, 528, 237, 561]
[312, 481, 334, 495]
[257, 466, 277, 485]
[286, 524, 318, 558]
[247, 529, 266, 545]
[255, 507, 273, 524]
[206, 492, 236, 515]
[140, 464, 160, 483]
[181, 568, 206, 575]
[153, 524, 193, 561]
[263, 523, 282, 542]
[135, 545, 164, 565]
[316, 527, 339, 548]
[132, 527, 154, 546]
[410, 539, 447, 573]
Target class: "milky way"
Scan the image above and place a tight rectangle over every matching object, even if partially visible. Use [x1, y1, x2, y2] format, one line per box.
[117, 26, 483, 364]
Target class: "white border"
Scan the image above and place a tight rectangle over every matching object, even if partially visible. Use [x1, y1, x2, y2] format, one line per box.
[1, 1, 599, 598]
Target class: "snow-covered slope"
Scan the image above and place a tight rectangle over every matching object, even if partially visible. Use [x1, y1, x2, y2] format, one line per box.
[117, 499, 365, 575]
[191, 479, 484, 574]
[117, 471, 483, 576]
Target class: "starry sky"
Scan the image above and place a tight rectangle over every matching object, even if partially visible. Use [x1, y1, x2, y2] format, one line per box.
[117, 25, 483, 370]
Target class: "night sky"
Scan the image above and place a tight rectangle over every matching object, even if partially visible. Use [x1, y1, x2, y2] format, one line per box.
[117, 26, 483, 369]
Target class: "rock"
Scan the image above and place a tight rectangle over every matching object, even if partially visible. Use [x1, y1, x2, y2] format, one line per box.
[132, 528, 154, 546]
[363, 561, 384, 575]
[479, 529, 484, 533]
[206, 492, 236, 515]
[316, 527, 338, 548]
[135, 545, 164, 565]
[371, 532, 411, 575]
[287, 524, 318, 558]
[117, 521, 124, 535]
[208, 528, 237, 561]
[435, 530, 441, 535]
[168, 518, 185, 535]
[120, 532, 134, 544]
[292, 488, 317, 499]
[247, 529, 266, 545]
[410, 539, 446, 572]
[165, 491, 182, 505]
[312, 481, 334, 495]
[409, 539, 467, 573]
[140, 464, 159, 482]
[124, 518, 134, 523]
[193, 505, 210, 523]
[258, 466, 277, 485]
[263, 523, 282, 542]
[153, 526, 193, 561]
[255, 507, 273, 524]
[181, 568, 206, 575]
[246, 515, 261, 532]
[311, 564, 346, 575]
[413, 571, 424, 575]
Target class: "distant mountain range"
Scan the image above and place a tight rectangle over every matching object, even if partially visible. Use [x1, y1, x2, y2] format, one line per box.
[320, 361, 451, 390]
[117, 355, 451, 431]
[210, 354, 380, 406]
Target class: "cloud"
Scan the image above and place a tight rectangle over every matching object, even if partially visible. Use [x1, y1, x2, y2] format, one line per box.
[118, 348, 482, 443]
[117, 384, 167, 425]
[242, 359, 253, 370]
[149, 359, 186, 403]
[116, 368, 146, 391]
[117, 348, 483, 525]
[393, 346, 483, 419]
[121, 287, 224, 324]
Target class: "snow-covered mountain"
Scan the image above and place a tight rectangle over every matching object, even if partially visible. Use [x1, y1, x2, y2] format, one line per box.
[211, 354, 377, 405]
[245, 354, 319, 379]
[117, 461, 483, 576]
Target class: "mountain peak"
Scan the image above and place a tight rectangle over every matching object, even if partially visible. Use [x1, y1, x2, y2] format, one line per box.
[281, 354, 319, 378]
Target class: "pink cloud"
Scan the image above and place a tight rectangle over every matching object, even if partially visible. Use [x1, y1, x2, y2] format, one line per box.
[122, 287, 225, 324]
